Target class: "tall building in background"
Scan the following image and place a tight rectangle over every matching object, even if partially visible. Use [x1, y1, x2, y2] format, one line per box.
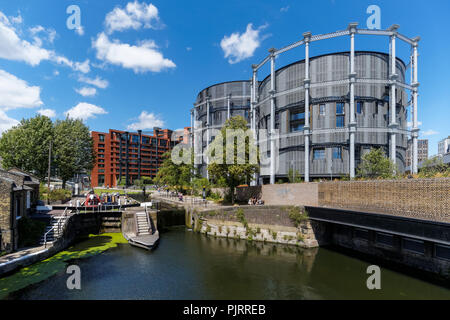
[90, 128, 182, 188]
[406, 139, 428, 168]
[438, 136, 450, 156]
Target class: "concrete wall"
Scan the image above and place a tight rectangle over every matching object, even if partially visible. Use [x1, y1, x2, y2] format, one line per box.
[261, 183, 318, 206]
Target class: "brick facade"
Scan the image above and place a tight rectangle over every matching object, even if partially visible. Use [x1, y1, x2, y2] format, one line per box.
[91, 128, 184, 188]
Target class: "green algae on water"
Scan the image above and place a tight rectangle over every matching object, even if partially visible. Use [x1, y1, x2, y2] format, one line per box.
[0, 233, 128, 299]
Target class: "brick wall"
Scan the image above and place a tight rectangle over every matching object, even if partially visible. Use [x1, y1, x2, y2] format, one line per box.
[318, 178, 450, 222]
[0, 179, 12, 252]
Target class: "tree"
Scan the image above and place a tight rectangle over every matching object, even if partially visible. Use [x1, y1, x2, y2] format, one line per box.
[288, 168, 302, 183]
[357, 148, 397, 179]
[154, 150, 194, 192]
[0, 115, 54, 179]
[419, 157, 448, 178]
[207, 115, 259, 203]
[53, 118, 95, 189]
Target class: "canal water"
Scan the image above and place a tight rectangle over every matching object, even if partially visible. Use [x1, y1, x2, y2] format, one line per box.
[5, 227, 450, 299]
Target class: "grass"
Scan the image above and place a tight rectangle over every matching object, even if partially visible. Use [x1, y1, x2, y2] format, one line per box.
[0, 233, 127, 300]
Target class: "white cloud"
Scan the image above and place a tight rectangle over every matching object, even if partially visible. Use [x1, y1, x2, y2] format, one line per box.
[220, 23, 269, 64]
[421, 129, 439, 137]
[75, 87, 97, 97]
[105, 1, 160, 34]
[280, 6, 290, 12]
[78, 75, 109, 89]
[93, 32, 175, 73]
[10, 13, 22, 25]
[186, 46, 192, 51]
[0, 13, 51, 66]
[0, 69, 42, 110]
[0, 12, 88, 73]
[127, 111, 164, 130]
[65, 102, 108, 121]
[0, 110, 19, 134]
[37, 108, 56, 118]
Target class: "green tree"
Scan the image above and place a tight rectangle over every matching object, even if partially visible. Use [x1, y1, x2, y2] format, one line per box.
[0, 115, 54, 179]
[154, 149, 194, 192]
[357, 148, 397, 179]
[207, 115, 259, 203]
[53, 118, 95, 189]
[288, 168, 302, 183]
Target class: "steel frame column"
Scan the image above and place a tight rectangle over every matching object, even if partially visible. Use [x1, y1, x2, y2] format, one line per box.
[250, 66, 258, 186]
[303, 32, 311, 182]
[411, 37, 420, 174]
[389, 25, 399, 167]
[348, 23, 358, 179]
[269, 48, 276, 184]
[227, 94, 231, 120]
[206, 98, 210, 180]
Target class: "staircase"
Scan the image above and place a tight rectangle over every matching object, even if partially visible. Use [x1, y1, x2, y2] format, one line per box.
[136, 212, 151, 235]
[39, 216, 68, 245]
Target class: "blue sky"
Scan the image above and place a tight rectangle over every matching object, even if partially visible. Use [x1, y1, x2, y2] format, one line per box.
[0, 0, 448, 155]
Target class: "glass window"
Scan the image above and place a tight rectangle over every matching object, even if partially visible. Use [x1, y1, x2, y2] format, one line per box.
[336, 102, 344, 115]
[132, 135, 139, 143]
[142, 136, 150, 144]
[319, 104, 325, 116]
[336, 115, 345, 128]
[99, 134, 105, 142]
[313, 148, 325, 160]
[290, 112, 305, 121]
[357, 101, 363, 114]
[98, 174, 105, 185]
[333, 147, 342, 159]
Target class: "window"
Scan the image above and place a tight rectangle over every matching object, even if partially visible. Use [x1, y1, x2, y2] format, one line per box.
[132, 135, 139, 143]
[332, 147, 342, 159]
[356, 101, 363, 114]
[354, 228, 369, 241]
[98, 174, 105, 185]
[313, 148, 325, 160]
[435, 244, 450, 261]
[336, 102, 345, 128]
[99, 134, 105, 142]
[98, 144, 105, 148]
[98, 154, 104, 158]
[336, 116, 345, 128]
[319, 104, 325, 116]
[290, 111, 305, 121]
[290, 123, 304, 132]
[142, 136, 150, 144]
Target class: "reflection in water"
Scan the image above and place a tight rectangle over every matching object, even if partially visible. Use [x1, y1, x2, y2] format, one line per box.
[8, 227, 450, 300]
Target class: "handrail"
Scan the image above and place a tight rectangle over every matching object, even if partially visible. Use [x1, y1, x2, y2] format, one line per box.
[43, 207, 68, 248]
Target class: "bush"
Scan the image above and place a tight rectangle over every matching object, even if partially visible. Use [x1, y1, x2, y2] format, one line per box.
[287, 206, 308, 227]
[18, 217, 46, 247]
[49, 188, 71, 203]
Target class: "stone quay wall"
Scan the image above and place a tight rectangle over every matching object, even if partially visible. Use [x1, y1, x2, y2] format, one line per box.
[186, 206, 326, 248]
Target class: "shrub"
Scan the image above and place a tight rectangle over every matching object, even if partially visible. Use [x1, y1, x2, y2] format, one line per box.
[287, 206, 308, 227]
[236, 208, 248, 228]
[271, 231, 277, 240]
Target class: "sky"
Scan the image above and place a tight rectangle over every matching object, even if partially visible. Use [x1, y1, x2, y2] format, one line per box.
[0, 0, 449, 155]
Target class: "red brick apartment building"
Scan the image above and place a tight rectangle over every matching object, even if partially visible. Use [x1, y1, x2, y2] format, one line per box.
[90, 127, 190, 188]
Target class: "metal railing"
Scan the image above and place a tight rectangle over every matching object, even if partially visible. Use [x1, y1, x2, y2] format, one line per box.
[43, 207, 69, 248]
